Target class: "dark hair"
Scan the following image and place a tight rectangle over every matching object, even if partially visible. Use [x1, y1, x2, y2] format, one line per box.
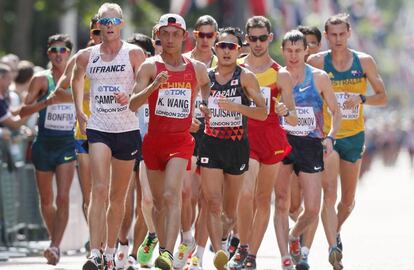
[47, 34, 73, 51]
[325, 13, 350, 32]
[281, 30, 307, 49]
[217, 27, 243, 46]
[90, 14, 99, 30]
[0, 63, 11, 75]
[15, 60, 34, 84]
[194, 15, 218, 31]
[297, 25, 322, 43]
[245, 16, 271, 34]
[127, 33, 155, 56]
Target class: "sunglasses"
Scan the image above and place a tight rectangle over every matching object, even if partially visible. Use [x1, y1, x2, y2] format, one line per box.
[247, 34, 269, 42]
[215, 42, 240, 50]
[98, 17, 123, 26]
[194, 31, 215, 39]
[154, 40, 161, 46]
[307, 41, 319, 48]
[90, 29, 101, 36]
[48, 46, 70, 54]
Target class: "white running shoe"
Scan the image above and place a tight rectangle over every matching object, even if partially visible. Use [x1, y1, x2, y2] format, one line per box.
[173, 238, 196, 269]
[115, 244, 129, 269]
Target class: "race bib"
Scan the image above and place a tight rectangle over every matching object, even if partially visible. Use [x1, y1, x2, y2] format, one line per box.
[282, 106, 316, 136]
[335, 92, 360, 120]
[193, 95, 203, 118]
[209, 96, 242, 128]
[44, 103, 76, 131]
[250, 87, 271, 114]
[143, 104, 150, 124]
[155, 88, 192, 119]
[93, 85, 128, 114]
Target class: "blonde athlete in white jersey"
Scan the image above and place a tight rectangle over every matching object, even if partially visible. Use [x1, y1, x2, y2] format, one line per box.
[72, 3, 146, 270]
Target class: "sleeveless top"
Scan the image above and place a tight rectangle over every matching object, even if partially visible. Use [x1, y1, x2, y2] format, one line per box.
[323, 51, 367, 138]
[204, 66, 250, 141]
[239, 59, 283, 126]
[147, 56, 197, 134]
[86, 42, 139, 133]
[37, 70, 76, 137]
[282, 64, 324, 139]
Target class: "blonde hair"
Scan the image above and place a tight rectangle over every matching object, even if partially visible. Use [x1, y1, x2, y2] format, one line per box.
[98, 3, 123, 19]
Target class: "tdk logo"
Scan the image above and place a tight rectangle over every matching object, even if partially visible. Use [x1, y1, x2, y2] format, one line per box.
[98, 85, 120, 92]
[164, 89, 186, 96]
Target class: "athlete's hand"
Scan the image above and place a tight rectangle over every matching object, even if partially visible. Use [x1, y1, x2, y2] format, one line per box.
[218, 97, 238, 112]
[322, 137, 334, 157]
[151, 71, 169, 90]
[199, 103, 211, 119]
[115, 92, 129, 105]
[76, 110, 89, 135]
[190, 118, 201, 133]
[273, 97, 288, 116]
[343, 95, 361, 109]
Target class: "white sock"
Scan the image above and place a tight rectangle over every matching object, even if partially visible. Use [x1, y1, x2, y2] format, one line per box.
[118, 243, 129, 254]
[221, 239, 227, 251]
[91, 248, 101, 257]
[183, 230, 193, 243]
[105, 247, 116, 256]
[195, 245, 205, 264]
[301, 246, 309, 257]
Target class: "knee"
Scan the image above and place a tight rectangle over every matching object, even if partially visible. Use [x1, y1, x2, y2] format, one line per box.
[92, 185, 108, 203]
[338, 200, 355, 214]
[206, 196, 222, 216]
[323, 186, 337, 207]
[39, 195, 54, 209]
[55, 194, 70, 209]
[255, 193, 271, 211]
[181, 184, 192, 202]
[141, 194, 154, 209]
[164, 190, 180, 208]
[304, 204, 320, 220]
[275, 193, 290, 215]
[240, 188, 254, 202]
[222, 212, 236, 229]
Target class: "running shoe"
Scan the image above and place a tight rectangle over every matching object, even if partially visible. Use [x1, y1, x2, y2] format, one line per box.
[125, 255, 140, 270]
[173, 238, 196, 269]
[189, 256, 202, 270]
[242, 255, 256, 270]
[83, 252, 103, 270]
[227, 247, 248, 270]
[104, 253, 116, 270]
[213, 250, 229, 270]
[328, 246, 343, 270]
[336, 233, 343, 252]
[115, 243, 129, 269]
[281, 256, 295, 270]
[138, 235, 159, 265]
[154, 251, 173, 270]
[44, 246, 60, 265]
[289, 237, 301, 265]
[228, 236, 240, 259]
[295, 252, 309, 270]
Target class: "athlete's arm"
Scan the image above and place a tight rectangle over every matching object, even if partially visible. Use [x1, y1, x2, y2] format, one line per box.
[358, 54, 387, 106]
[307, 52, 326, 69]
[316, 70, 342, 154]
[219, 69, 267, 121]
[193, 60, 211, 118]
[276, 68, 298, 126]
[19, 75, 48, 118]
[129, 60, 159, 112]
[71, 49, 90, 134]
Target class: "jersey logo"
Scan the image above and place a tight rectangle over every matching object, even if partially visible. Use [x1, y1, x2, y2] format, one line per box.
[92, 56, 100, 63]
[240, 164, 246, 171]
[314, 166, 322, 171]
[64, 156, 74, 161]
[351, 70, 362, 77]
[131, 150, 138, 156]
[299, 85, 311, 92]
[231, 79, 239, 86]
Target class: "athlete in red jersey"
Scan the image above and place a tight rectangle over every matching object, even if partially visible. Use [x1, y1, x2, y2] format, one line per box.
[129, 14, 210, 270]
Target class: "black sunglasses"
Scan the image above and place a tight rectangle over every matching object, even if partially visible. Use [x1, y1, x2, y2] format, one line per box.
[215, 42, 239, 50]
[194, 31, 215, 39]
[248, 35, 269, 42]
[155, 40, 161, 46]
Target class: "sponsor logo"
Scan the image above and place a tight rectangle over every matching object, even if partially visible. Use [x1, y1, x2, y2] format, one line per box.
[240, 164, 246, 171]
[314, 166, 322, 171]
[274, 150, 285, 155]
[97, 85, 120, 92]
[299, 85, 311, 92]
[64, 156, 73, 161]
[200, 157, 209, 164]
[131, 150, 138, 156]
[92, 56, 100, 63]
[169, 152, 180, 157]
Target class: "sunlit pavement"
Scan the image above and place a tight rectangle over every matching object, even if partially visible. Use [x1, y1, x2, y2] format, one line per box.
[1, 151, 413, 269]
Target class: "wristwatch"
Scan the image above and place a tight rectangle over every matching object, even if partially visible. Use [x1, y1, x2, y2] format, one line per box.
[359, 94, 366, 104]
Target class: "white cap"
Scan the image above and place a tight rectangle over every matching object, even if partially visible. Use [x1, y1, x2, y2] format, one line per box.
[158, 13, 186, 31]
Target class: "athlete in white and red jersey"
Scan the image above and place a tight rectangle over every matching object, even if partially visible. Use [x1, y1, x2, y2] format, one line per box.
[228, 16, 297, 270]
[129, 13, 211, 270]
[72, 4, 146, 270]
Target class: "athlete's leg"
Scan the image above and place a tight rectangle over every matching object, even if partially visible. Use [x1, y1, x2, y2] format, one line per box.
[321, 151, 340, 248]
[139, 162, 155, 233]
[51, 161, 75, 248]
[77, 153, 91, 221]
[201, 167, 224, 252]
[131, 170, 147, 256]
[181, 158, 196, 238]
[237, 158, 259, 246]
[88, 142, 112, 250]
[222, 173, 244, 241]
[337, 158, 362, 231]
[35, 170, 55, 238]
[274, 164, 293, 259]
[249, 162, 281, 255]
[119, 177, 135, 244]
[289, 174, 303, 221]
[106, 157, 134, 250]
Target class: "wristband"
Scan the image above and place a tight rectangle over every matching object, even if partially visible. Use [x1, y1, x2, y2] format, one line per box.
[359, 94, 366, 104]
[200, 100, 208, 107]
[325, 135, 335, 144]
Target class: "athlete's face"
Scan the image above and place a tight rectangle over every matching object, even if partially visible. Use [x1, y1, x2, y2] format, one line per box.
[194, 25, 216, 54]
[325, 23, 350, 51]
[246, 27, 273, 58]
[304, 34, 321, 58]
[214, 33, 240, 67]
[47, 41, 71, 68]
[282, 40, 306, 68]
[158, 26, 187, 54]
[97, 9, 124, 42]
